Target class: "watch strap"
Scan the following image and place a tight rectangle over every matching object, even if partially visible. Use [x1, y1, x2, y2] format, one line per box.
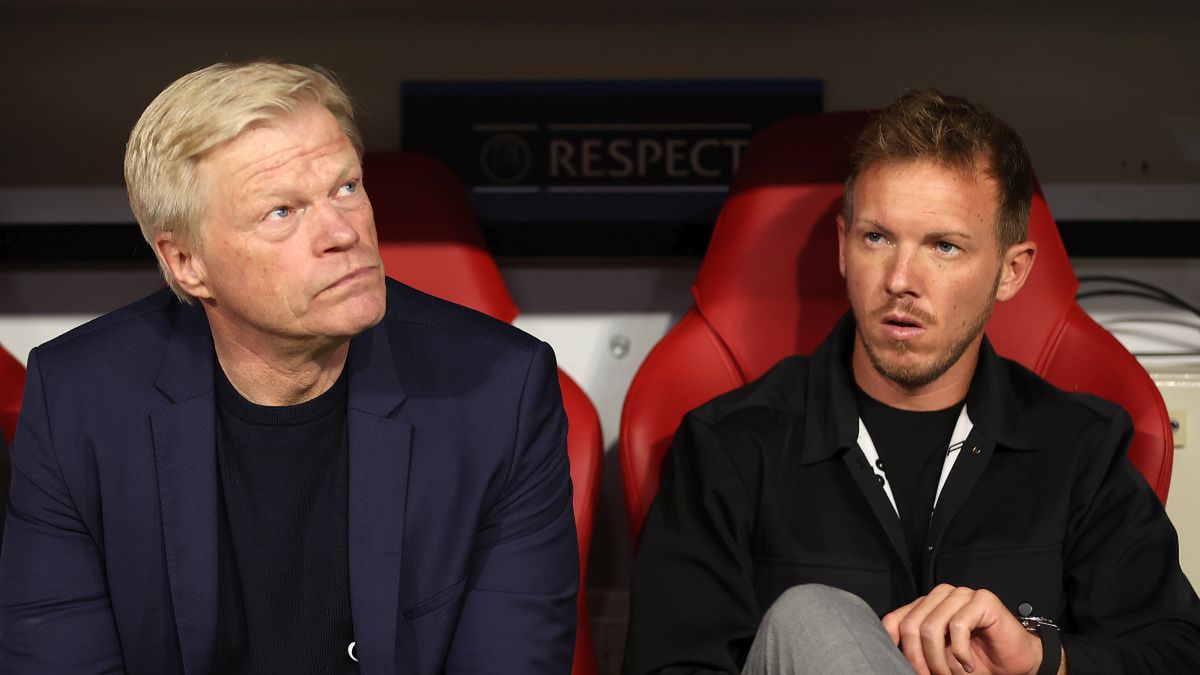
[1018, 613, 1061, 675]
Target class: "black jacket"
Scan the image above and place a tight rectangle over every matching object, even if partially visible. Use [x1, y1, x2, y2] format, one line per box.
[625, 313, 1200, 674]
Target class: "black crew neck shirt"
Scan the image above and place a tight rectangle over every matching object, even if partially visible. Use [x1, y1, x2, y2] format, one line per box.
[212, 365, 358, 674]
[854, 384, 962, 584]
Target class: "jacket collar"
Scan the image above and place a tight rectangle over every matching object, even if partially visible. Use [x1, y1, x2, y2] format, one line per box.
[800, 312, 1037, 465]
[153, 300, 407, 414]
[345, 317, 407, 417]
[154, 297, 217, 404]
[800, 312, 862, 462]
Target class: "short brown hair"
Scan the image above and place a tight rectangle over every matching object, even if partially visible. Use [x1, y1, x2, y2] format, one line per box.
[843, 89, 1034, 251]
[124, 60, 362, 302]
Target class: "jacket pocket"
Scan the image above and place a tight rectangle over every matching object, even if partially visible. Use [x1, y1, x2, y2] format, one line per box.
[403, 577, 467, 621]
[936, 542, 1063, 618]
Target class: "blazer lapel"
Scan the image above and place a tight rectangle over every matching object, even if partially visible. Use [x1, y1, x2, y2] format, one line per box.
[345, 323, 411, 675]
[150, 304, 219, 675]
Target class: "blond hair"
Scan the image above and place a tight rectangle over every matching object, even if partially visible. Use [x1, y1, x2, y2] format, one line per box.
[124, 60, 362, 302]
[843, 89, 1034, 251]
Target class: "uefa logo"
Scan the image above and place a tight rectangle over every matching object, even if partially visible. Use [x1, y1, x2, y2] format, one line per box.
[479, 133, 533, 185]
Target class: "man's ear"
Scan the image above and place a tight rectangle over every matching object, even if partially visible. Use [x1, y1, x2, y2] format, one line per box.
[995, 240, 1038, 302]
[155, 231, 213, 300]
[836, 214, 848, 278]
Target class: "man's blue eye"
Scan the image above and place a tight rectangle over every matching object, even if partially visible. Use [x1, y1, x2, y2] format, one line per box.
[937, 241, 959, 254]
[270, 206, 290, 219]
[866, 232, 885, 244]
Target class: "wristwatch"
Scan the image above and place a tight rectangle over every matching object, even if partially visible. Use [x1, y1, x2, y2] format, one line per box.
[1018, 603, 1061, 675]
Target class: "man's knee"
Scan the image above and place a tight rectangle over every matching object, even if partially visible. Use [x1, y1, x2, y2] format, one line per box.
[762, 583, 872, 628]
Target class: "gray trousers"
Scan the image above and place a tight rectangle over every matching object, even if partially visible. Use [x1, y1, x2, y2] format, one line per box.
[742, 584, 914, 675]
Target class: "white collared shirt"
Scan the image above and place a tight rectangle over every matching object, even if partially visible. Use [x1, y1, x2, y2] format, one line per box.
[855, 406, 974, 517]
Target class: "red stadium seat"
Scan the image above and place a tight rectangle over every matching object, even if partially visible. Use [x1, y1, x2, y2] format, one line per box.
[1, 344, 24, 446]
[364, 152, 604, 675]
[1, 343, 24, 543]
[619, 111, 1173, 544]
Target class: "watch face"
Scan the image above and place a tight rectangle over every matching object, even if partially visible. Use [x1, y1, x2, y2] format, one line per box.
[1019, 616, 1059, 634]
[1017, 602, 1058, 634]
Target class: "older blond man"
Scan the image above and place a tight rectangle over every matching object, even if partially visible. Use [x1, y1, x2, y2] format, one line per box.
[0, 61, 578, 674]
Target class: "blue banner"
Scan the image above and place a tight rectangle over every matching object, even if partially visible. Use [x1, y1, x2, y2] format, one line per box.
[401, 79, 822, 254]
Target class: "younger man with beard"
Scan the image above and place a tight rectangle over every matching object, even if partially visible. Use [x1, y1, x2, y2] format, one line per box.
[624, 91, 1200, 674]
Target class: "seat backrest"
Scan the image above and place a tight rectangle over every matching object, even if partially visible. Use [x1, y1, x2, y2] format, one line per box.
[366, 152, 518, 323]
[1, 344, 23, 446]
[365, 152, 603, 675]
[1, 343, 23, 546]
[620, 112, 1173, 543]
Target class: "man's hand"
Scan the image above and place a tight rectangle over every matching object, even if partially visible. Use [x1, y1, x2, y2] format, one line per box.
[881, 584, 1060, 675]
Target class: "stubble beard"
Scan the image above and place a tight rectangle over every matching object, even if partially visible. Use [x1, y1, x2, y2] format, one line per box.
[861, 270, 1001, 389]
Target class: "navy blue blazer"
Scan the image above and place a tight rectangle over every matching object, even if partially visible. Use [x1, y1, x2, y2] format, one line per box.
[0, 278, 578, 674]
